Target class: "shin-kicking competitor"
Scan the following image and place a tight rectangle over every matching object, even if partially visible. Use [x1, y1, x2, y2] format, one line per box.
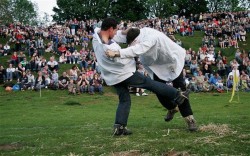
[106, 27, 198, 132]
[93, 18, 192, 136]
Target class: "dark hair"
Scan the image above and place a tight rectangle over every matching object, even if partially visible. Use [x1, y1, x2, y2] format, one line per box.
[101, 18, 118, 31]
[126, 28, 140, 45]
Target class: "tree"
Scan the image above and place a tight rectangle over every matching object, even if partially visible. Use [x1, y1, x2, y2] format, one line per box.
[109, 0, 147, 21]
[174, 0, 208, 17]
[52, 0, 147, 22]
[145, 0, 178, 18]
[0, 0, 37, 25]
[207, 0, 249, 12]
[0, 0, 13, 24]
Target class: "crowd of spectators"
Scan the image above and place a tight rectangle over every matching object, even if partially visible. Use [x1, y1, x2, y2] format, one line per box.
[0, 10, 250, 95]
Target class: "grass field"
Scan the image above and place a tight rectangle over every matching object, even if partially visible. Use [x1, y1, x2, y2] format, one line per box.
[0, 31, 250, 155]
[0, 87, 250, 155]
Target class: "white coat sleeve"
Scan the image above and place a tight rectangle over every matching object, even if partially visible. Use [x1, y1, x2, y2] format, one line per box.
[119, 39, 156, 58]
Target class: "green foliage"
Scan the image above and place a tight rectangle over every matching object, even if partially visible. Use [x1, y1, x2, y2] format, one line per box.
[0, 0, 13, 24]
[174, 0, 208, 16]
[0, 0, 37, 25]
[207, 0, 249, 12]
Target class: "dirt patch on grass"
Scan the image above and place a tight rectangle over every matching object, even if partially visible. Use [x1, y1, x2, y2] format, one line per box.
[0, 143, 22, 150]
[199, 123, 235, 136]
[195, 123, 237, 145]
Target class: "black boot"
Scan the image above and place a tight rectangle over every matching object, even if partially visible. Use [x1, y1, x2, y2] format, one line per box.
[113, 124, 132, 136]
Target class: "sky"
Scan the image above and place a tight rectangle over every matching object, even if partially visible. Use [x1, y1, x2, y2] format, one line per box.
[31, 0, 57, 21]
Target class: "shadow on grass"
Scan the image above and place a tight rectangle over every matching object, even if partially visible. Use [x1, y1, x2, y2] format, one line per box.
[64, 101, 82, 106]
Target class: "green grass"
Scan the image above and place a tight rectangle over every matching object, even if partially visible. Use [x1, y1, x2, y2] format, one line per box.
[0, 88, 250, 155]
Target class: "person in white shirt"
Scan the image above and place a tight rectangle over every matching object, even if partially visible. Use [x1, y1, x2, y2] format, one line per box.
[6, 63, 16, 81]
[106, 27, 197, 131]
[92, 18, 189, 136]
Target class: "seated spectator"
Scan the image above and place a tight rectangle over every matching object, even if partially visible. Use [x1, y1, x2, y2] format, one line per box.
[240, 70, 250, 91]
[217, 60, 226, 77]
[26, 70, 35, 89]
[3, 42, 10, 55]
[17, 51, 26, 63]
[16, 62, 25, 79]
[218, 37, 225, 48]
[206, 50, 216, 64]
[180, 26, 185, 36]
[0, 65, 6, 83]
[76, 73, 90, 94]
[41, 65, 52, 77]
[20, 57, 29, 70]
[190, 60, 199, 76]
[235, 49, 242, 63]
[10, 52, 18, 67]
[6, 63, 16, 81]
[68, 79, 77, 95]
[58, 72, 70, 90]
[185, 50, 192, 66]
[89, 73, 103, 95]
[202, 77, 213, 92]
[188, 76, 200, 92]
[227, 75, 234, 90]
[231, 37, 239, 48]
[58, 44, 67, 55]
[65, 50, 73, 64]
[38, 57, 47, 70]
[47, 56, 59, 71]
[59, 53, 67, 64]
[0, 44, 5, 56]
[69, 65, 80, 81]
[209, 72, 224, 92]
[45, 41, 53, 53]
[29, 44, 36, 57]
[239, 29, 246, 42]
[19, 72, 30, 90]
[34, 71, 46, 91]
[228, 65, 240, 83]
[72, 50, 80, 64]
[50, 69, 59, 89]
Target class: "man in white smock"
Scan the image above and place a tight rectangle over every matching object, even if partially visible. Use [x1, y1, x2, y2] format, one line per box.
[92, 18, 190, 136]
[106, 27, 197, 131]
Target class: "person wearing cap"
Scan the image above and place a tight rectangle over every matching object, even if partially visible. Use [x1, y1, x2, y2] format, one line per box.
[92, 18, 190, 136]
[106, 27, 198, 131]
